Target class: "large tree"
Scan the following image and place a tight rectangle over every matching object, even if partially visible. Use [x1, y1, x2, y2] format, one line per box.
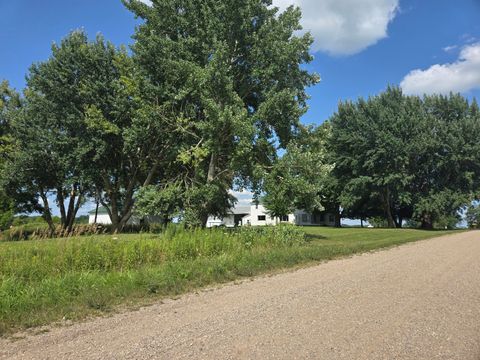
[329, 87, 480, 229]
[5, 32, 102, 232]
[329, 87, 417, 228]
[410, 94, 480, 228]
[6, 31, 179, 233]
[124, 0, 318, 226]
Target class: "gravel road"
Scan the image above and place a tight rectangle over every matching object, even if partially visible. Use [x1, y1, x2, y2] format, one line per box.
[1, 231, 479, 360]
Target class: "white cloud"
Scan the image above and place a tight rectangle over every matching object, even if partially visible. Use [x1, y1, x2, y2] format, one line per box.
[401, 43, 480, 95]
[136, 0, 399, 56]
[443, 45, 458, 53]
[461, 33, 477, 44]
[273, 0, 399, 55]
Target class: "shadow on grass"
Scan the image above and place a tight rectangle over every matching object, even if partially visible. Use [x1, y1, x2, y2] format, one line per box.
[306, 234, 327, 241]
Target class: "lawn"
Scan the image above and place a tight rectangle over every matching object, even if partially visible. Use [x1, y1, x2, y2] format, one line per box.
[0, 226, 460, 335]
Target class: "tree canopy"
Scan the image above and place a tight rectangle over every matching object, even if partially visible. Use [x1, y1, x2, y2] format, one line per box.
[125, 0, 319, 226]
[328, 87, 480, 228]
[1, 2, 479, 233]
[263, 124, 332, 218]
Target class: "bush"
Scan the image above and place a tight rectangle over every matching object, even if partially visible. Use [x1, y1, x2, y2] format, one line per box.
[233, 225, 308, 248]
[0, 225, 308, 281]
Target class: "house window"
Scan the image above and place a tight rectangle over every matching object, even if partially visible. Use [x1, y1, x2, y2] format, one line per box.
[302, 214, 309, 223]
[258, 215, 266, 221]
[329, 214, 335, 223]
[280, 215, 289, 222]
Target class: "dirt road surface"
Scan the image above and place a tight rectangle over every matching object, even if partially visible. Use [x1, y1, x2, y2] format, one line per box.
[1, 231, 479, 360]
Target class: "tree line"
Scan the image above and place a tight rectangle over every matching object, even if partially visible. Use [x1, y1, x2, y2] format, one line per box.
[0, 1, 479, 233]
[264, 87, 480, 229]
[0, 0, 317, 233]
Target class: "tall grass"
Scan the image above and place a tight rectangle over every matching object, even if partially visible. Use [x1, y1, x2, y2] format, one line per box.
[0, 226, 458, 336]
[0, 225, 305, 335]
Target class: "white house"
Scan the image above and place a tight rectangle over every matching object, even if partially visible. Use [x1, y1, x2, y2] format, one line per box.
[206, 203, 336, 228]
[88, 207, 115, 225]
[88, 207, 160, 226]
[89, 204, 336, 228]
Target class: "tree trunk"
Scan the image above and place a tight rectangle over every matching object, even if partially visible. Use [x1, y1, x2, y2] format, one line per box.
[360, 218, 364, 228]
[105, 196, 135, 234]
[382, 189, 396, 228]
[94, 200, 99, 224]
[101, 160, 160, 233]
[67, 192, 83, 233]
[56, 185, 82, 233]
[57, 188, 67, 227]
[198, 152, 218, 228]
[200, 211, 210, 229]
[334, 205, 342, 228]
[162, 215, 170, 225]
[118, 204, 135, 233]
[207, 153, 217, 182]
[64, 185, 76, 231]
[39, 189, 56, 235]
[105, 193, 120, 233]
[421, 213, 434, 229]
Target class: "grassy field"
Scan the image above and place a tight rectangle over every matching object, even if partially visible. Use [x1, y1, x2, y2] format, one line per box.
[0, 226, 460, 335]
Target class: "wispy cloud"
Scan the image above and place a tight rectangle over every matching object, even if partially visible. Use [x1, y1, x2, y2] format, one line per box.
[442, 45, 458, 53]
[461, 33, 477, 44]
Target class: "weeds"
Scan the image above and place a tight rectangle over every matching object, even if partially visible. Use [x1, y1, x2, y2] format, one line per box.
[0, 226, 458, 335]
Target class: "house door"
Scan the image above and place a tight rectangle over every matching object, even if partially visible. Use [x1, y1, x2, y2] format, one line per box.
[234, 214, 244, 227]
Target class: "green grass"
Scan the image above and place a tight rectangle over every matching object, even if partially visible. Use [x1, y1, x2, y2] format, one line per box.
[0, 226, 460, 336]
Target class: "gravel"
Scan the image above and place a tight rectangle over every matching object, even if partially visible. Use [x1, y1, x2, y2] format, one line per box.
[1, 231, 479, 360]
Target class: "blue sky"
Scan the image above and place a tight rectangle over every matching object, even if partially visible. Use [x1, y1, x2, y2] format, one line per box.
[1, 0, 479, 217]
[1, 0, 479, 124]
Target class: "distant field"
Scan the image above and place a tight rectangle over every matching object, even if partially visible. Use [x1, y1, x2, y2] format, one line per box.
[0, 226, 460, 336]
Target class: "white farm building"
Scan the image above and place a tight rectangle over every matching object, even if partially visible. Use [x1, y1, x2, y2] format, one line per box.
[206, 203, 336, 228]
[88, 207, 159, 226]
[89, 203, 336, 228]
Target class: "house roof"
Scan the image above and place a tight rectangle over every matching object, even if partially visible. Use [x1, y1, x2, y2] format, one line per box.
[88, 204, 254, 217]
[88, 206, 109, 215]
[230, 206, 251, 215]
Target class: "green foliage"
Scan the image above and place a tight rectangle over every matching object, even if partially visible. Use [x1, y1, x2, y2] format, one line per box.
[135, 183, 183, 223]
[263, 124, 333, 217]
[466, 204, 480, 229]
[11, 215, 59, 228]
[0, 193, 14, 230]
[181, 183, 236, 228]
[75, 215, 89, 225]
[329, 87, 480, 229]
[4, 30, 181, 233]
[0, 226, 457, 335]
[433, 215, 460, 230]
[124, 0, 319, 226]
[0, 81, 21, 227]
[4, 32, 116, 231]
